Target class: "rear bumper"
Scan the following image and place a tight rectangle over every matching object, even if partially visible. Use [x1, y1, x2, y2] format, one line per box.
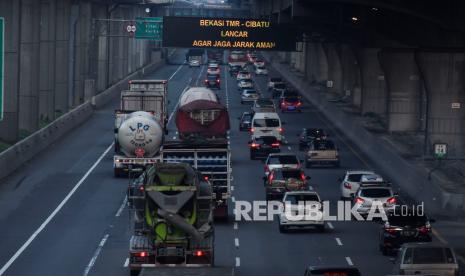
[251, 148, 280, 157]
[306, 158, 339, 163]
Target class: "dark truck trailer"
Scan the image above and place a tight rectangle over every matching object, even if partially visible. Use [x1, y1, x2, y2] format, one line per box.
[139, 267, 234, 276]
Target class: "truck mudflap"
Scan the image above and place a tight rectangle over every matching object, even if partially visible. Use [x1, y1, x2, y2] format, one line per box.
[139, 267, 234, 276]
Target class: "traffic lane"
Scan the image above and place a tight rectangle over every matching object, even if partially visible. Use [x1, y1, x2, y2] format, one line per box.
[227, 66, 354, 276]
[229, 63, 394, 275]
[90, 54, 210, 276]
[0, 51, 189, 276]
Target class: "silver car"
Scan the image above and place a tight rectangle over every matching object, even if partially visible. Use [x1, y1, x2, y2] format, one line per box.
[241, 89, 260, 104]
[392, 243, 459, 276]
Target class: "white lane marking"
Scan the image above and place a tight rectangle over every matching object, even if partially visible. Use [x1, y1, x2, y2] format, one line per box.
[327, 222, 334, 229]
[231, 185, 234, 191]
[172, 136, 177, 140]
[234, 238, 239, 248]
[123, 258, 129, 268]
[233, 222, 238, 230]
[168, 64, 184, 81]
[195, 64, 205, 86]
[0, 143, 113, 276]
[335, 237, 343, 246]
[115, 196, 128, 217]
[231, 196, 236, 203]
[345, 257, 353, 266]
[235, 257, 241, 267]
[83, 234, 110, 276]
[287, 146, 291, 150]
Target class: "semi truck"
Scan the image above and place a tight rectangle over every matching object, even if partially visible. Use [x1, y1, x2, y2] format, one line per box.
[114, 80, 168, 176]
[127, 163, 218, 276]
[227, 50, 247, 68]
[186, 49, 204, 67]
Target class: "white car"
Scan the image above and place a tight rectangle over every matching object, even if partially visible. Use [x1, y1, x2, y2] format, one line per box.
[255, 66, 268, 75]
[267, 77, 283, 90]
[254, 59, 265, 67]
[188, 59, 200, 67]
[207, 64, 220, 75]
[264, 153, 301, 176]
[236, 71, 251, 81]
[279, 191, 325, 232]
[352, 182, 397, 217]
[339, 171, 381, 199]
[240, 89, 260, 104]
[238, 79, 254, 90]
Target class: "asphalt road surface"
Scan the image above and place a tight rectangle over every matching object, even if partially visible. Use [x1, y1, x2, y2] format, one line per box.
[0, 49, 462, 276]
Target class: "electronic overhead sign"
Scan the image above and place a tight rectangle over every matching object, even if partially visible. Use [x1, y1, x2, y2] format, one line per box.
[162, 16, 301, 51]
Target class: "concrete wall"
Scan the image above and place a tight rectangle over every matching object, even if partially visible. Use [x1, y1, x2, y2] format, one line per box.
[0, 0, 152, 144]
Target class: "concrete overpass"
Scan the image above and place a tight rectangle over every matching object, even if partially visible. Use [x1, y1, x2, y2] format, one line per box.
[253, 0, 465, 158]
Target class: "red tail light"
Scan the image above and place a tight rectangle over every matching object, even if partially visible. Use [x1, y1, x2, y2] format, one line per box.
[418, 226, 431, 234]
[300, 172, 306, 181]
[250, 128, 255, 133]
[279, 128, 283, 133]
[343, 182, 352, 189]
[194, 250, 204, 257]
[355, 197, 364, 204]
[250, 143, 259, 148]
[204, 176, 209, 181]
[271, 142, 280, 147]
[387, 197, 397, 204]
[139, 185, 145, 192]
[139, 251, 147, 257]
[385, 227, 401, 234]
[204, 79, 208, 83]
[216, 79, 220, 83]
[268, 173, 274, 182]
[281, 102, 286, 107]
[297, 101, 302, 106]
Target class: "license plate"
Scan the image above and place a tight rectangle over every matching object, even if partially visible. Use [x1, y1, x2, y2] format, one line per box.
[135, 159, 145, 164]
[402, 230, 415, 236]
[287, 106, 296, 110]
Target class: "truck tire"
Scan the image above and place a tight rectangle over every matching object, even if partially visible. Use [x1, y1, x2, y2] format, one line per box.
[114, 168, 122, 178]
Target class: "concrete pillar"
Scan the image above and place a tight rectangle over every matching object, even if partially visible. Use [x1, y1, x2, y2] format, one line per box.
[340, 45, 361, 107]
[38, 0, 57, 122]
[0, 0, 20, 142]
[305, 42, 328, 84]
[18, 0, 41, 133]
[357, 48, 387, 116]
[379, 50, 421, 132]
[416, 51, 465, 157]
[323, 43, 343, 95]
[73, 1, 92, 105]
[54, 0, 70, 114]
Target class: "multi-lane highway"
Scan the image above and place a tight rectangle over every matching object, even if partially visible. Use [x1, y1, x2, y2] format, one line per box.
[0, 49, 461, 276]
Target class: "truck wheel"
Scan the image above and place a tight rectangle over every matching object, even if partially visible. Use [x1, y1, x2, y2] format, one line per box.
[114, 168, 122, 178]
[130, 269, 140, 276]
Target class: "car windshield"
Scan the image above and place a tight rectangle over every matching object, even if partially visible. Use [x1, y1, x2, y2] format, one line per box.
[388, 214, 427, 227]
[268, 155, 298, 165]
[207, 75, 218, 80]
[360, 188, 391, 198]
[256, 136, 278, 144]
[285, 194, 319, 204]
[253, 119, 280, 127]
[273, 170, 301, 180]
[270, 78, 282, 82]
[242, 114, 252, 121]
[275, 83, 286, 89]
[284, 96, 300, 102]
[347, 174, 365, 182]
[256, 100, 273, 106]
[244, 90, 257, 95]
[257, 66, 266, 70]
[313, 140, 335, 150]
[405, 247, 455, 264]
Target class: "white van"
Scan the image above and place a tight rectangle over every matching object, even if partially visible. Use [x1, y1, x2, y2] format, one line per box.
[251, 112, 283, 141]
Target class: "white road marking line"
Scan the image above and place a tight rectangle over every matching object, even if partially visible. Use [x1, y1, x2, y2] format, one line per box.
[335, 237, 343, 246]
[0, 143, 113, 276]
[83, 234, 110, 276]
[168, 64, 184, 81]
[235, 257, 241, 267]
[231, 196, 236, 203]
[115, 196, 128, 217]
[224, 65, 229, 108]
[195, 64, 205, 86]
[287, 146, 291, 150]
[123, 258, 129, 268]
[231, 185, 234, 191]
[233, 222, 238, 230]
[345, 257, 353, 266]
[327, 222, 334, 229]
[172, 136, 176, 139]
[235, 238, 239, 248]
